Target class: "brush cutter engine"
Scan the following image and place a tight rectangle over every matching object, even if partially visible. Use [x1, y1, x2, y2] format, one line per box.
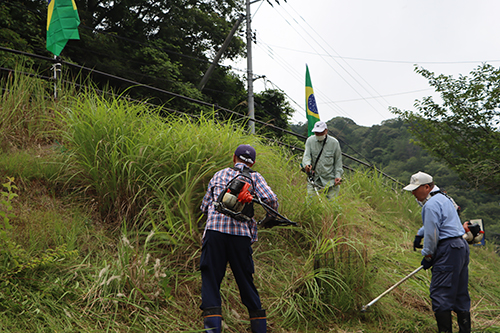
[462, 221, 484, 244]
[215, 177, 255, 222]
[214, 167, 298, 228]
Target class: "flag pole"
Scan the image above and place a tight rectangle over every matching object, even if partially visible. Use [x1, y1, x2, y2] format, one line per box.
[52, 55, 61, 99]
[46, 0, 81, 100]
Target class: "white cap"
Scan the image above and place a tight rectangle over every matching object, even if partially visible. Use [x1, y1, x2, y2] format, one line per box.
[312, 121, 327, 133]
[403, 171, 433, 191]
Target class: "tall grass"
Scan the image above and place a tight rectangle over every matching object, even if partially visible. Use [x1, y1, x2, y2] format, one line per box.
[55, 90, 376, 330]
[1, 72, 500, 332]
[0, 64, 75, 150]
[60, 92, 262, 240]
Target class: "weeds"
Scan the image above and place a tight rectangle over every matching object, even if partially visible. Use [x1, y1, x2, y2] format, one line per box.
[0, 72, 499, 332]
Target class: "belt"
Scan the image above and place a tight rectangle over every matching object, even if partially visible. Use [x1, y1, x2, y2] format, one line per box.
[438, 236, 462, 244]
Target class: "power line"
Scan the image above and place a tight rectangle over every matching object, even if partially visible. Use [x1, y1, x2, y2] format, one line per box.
[0, 45, 403, 184]
[322, 88, 435, 104]
[258, 43, 500, 65]
[275, 3, 389, 117]
[254, 35, 353, 120]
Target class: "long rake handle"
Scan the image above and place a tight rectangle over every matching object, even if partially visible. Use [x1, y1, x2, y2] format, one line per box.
[361, 265, 423, 312]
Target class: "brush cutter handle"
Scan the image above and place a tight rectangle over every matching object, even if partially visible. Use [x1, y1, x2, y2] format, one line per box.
[252, 197, 298, 228]
[361, 266, 424, 312]
[258, 214, 298, 228]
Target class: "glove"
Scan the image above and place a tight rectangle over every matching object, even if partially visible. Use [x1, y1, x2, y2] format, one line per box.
[421, 256, 433, 270]
[413, 235, 423, 251]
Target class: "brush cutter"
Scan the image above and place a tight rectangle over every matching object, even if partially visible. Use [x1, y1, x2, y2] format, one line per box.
[360, 265, 423, 312]
[302, 171, 326, 203]
[214, 170, 297, 228]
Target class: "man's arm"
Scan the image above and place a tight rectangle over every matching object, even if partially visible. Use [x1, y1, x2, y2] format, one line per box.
[333, 141, 343, 179]
[421, 205, 440, 257]
[302, 137, 312, 171]
[253, 173, 278, 211]
[200, 177, 216, 214]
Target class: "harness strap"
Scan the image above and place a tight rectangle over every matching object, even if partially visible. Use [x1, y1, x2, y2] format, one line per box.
[430, 190, 461, 215]
[312, 136, 327, 172]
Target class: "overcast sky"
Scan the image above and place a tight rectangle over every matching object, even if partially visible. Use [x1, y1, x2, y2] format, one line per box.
[226, 0, 500, 127]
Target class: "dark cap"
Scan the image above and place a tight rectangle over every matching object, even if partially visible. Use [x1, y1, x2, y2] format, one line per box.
[234, 144, 256, 164]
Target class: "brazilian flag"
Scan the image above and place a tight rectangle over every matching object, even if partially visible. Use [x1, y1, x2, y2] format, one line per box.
[46, 0, 80, 56]
[305, 64, 320, 137]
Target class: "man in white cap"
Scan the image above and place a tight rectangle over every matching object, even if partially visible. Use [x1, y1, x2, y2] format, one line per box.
[302, 121, 343, 199]
[403, 171, 470, 333]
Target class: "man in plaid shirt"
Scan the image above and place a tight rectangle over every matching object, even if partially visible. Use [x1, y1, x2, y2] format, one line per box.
[200, 144, 278, 333]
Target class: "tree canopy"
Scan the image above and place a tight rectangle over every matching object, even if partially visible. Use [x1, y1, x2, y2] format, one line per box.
[1, 0, 248, 111]
[1, 0, 299, 135]
[391, 64, 500, 194]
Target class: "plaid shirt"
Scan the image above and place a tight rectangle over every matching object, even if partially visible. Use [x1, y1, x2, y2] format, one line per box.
[201, 163, 278, 243]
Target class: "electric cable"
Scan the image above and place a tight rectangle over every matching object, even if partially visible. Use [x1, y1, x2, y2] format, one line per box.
[285, 3, 392, 108]
[254, 38, 352, 120]
[256, 43, 500, 64]
[266, 5, 387, 119]
[0, 46, 403, 185]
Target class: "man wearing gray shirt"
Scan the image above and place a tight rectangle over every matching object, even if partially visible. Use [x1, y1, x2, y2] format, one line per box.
[302, 121, 343, 200]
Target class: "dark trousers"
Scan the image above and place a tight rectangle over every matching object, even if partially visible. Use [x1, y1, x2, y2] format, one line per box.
[200, 230, 262, 311]
[430, 237, 470, 313]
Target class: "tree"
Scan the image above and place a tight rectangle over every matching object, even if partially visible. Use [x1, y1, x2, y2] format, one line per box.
[391, 64, 500, 194]
[67, 0, 246, 110]
[0, 0, 45, 68]
[0, 0, 248, 112]
[253, 89, 295, 138]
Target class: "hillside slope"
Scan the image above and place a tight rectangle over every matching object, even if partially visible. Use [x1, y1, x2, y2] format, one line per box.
[0, 78, 499, 332]
[294, 117, 500, 243]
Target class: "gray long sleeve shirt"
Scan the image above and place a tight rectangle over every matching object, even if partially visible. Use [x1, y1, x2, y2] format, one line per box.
[302, 134, 343, 188]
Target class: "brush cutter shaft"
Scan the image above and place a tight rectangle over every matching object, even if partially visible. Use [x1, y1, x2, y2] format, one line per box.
[361, 266, 423, 312]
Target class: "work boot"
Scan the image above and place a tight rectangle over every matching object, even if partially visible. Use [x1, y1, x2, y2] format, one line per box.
[202, 307, 222, 333]
[457, 311, 471, 333]
[249, 309, 266, 333]
[435, 311, 452, 333]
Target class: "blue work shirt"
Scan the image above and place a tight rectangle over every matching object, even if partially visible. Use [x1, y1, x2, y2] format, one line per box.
[420, 188, 465, 257]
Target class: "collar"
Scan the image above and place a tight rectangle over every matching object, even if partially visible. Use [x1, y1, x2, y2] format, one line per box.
[418, 185, 440, 206]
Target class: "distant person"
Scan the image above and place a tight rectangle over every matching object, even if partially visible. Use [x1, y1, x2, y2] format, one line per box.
[199, 144, 278, 333]
[302, 121, 343, 200]
[404, 171, 470, 333]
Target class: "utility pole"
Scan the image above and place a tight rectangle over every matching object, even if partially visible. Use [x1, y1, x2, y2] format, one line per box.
[246, 0, 255, 134]
[246, 0, 283, 134]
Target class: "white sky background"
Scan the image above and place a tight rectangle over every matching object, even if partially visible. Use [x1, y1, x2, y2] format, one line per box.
[225, 0, 500, 127]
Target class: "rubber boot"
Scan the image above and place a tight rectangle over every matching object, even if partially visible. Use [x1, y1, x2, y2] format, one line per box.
[457, 311, 471, 333]
[202, 307, 222, 333]
[249, 309, 266, 333]
[435, 311, 452, 333]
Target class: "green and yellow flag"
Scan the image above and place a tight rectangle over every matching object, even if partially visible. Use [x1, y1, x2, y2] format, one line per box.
[46, 0, 80, 56]
[305, 64, 320, 137]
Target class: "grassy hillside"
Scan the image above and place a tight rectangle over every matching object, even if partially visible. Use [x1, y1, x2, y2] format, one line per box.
[0, 72, 499, 332]
[293, 116, 500, 243]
